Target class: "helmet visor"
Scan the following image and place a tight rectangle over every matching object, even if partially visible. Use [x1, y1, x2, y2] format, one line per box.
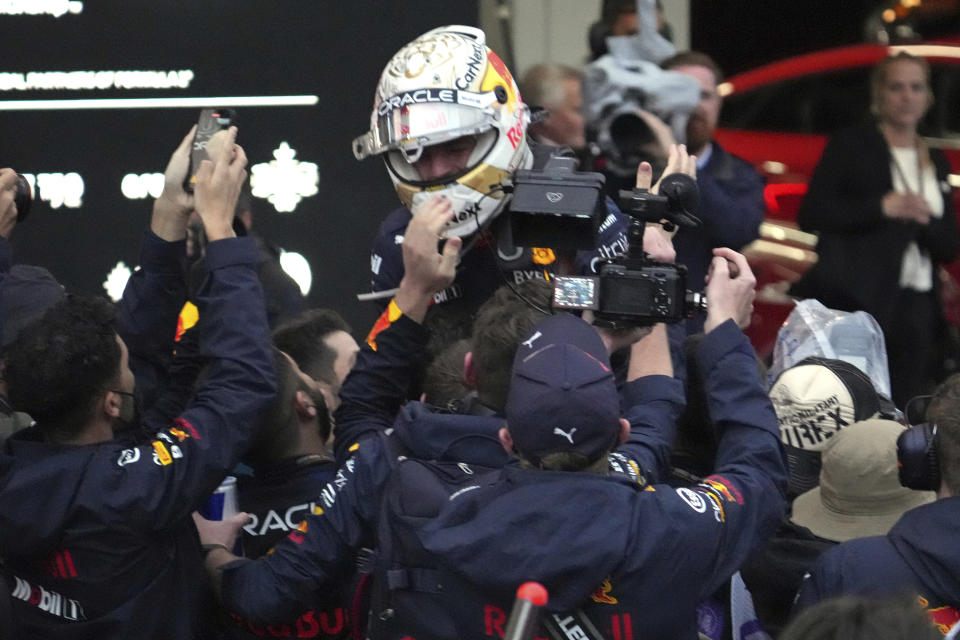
[353, 89, 501, 161]
[383, 128, 498, 186]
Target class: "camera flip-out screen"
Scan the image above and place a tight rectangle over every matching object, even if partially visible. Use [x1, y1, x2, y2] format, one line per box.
[509, 160, 606, 251]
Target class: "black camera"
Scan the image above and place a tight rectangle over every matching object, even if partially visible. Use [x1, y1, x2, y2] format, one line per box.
[552, 173, 706, 327]
[14, 173, 33, 223]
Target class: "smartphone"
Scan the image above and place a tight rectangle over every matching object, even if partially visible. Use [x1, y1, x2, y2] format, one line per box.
[183, 107, 237, 192]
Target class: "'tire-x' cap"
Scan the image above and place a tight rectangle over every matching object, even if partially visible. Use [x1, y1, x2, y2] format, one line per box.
[768, 356, 891, 496]
[506, 314, 620, 466]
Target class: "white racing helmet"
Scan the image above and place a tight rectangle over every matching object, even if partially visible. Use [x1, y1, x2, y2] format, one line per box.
[353, 25, 532, 238]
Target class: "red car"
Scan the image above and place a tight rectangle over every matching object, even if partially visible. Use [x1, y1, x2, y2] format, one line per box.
[714, 41, 960, 358]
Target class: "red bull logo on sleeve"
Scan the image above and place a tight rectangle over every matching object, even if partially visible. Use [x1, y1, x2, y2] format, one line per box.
[702, 475, 744, 504]
[919, 596, 960, 634]
[173, 417, 200, 440]
[287, 519, 310, 545]
[590, 579, 618, 605]
[366, 299, 404, 351]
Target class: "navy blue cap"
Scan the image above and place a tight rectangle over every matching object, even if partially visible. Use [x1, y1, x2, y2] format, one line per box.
[506, 314, 620, 465]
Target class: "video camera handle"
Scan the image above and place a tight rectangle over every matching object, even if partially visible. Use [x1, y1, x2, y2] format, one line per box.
[617, 172, 702, 230]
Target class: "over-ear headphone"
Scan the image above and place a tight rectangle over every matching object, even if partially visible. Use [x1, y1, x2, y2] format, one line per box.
[897, 423, 940, 492]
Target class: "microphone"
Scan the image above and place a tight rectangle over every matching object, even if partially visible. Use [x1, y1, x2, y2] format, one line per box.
[504, 582, 549, 640]
[657, 172, 702, 228]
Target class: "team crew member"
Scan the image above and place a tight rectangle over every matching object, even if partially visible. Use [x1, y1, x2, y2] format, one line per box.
[197, 229, 784, 639]
[222, 351, 347, 640]
[0, 128, 277, 639]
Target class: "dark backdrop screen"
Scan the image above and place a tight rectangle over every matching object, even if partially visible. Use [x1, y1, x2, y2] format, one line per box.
[0, 1, 478, 332]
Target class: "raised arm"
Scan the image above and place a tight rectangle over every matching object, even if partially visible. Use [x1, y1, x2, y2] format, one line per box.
[120, 129, 278, 526]
[604, 157, 688, 480]
[117, 128, 196, 406]
[334, 196, 459, 460]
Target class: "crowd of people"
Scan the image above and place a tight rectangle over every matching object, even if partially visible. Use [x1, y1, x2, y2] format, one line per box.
[1, 3, 959, 639]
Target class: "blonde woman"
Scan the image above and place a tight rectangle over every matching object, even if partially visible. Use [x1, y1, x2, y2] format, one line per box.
[793, 52, 959, 406]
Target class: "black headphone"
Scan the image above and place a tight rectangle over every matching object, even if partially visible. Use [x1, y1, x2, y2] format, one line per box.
[897, 422, 940, 492]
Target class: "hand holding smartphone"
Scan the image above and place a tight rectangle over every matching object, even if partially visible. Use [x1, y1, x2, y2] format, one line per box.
[183, 107, 237, 193]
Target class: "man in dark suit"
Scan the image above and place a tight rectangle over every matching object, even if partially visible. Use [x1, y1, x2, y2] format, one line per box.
[662, 51, 765, 335]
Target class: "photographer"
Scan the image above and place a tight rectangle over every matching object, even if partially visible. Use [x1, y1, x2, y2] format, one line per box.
[661, 51, 764, 333]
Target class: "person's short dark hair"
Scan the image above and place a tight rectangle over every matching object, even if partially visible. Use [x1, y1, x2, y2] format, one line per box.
[589, 0, 637, 60]
[780, 595, 940, 640]
[925, 373, 960, 495]
[601, 0, 636, 26]
[6, 295, 121, 440]
[423, 305, 475, 368]
[422, 338, 472, 410]
[661, 50, 725, 84]
[272, 309, 352, 387]
[246, 349, 331, 467]
[471, 279, 553, 413]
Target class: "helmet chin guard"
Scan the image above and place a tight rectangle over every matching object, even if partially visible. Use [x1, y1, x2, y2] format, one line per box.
[354, 25, 532, 238]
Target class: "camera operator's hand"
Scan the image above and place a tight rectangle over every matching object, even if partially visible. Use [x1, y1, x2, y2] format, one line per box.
[151, 126, 198, 242]
[591, 321, 653, 355]
[654, 143, 697, 192]
[0, 169, 21, 239]
[642, 224, 676, 263]
[634, 162, 678, 262]
[194, 128, 247, 243]
[591, 322, 673, 379]
[704, 247, 755, 334]
[395, 195, 463, 323]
